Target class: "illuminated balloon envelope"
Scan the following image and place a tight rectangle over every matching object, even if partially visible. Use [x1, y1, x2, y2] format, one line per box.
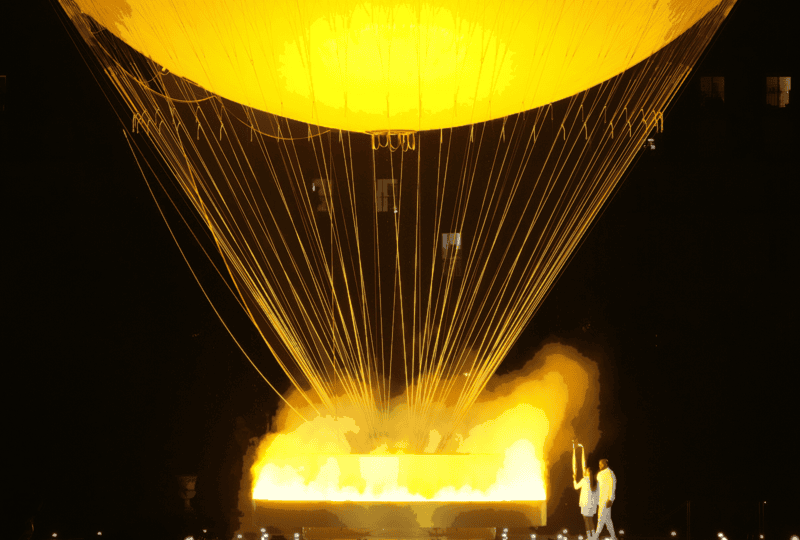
[58, 0, 735, 445]
[68, 0, 725, 132]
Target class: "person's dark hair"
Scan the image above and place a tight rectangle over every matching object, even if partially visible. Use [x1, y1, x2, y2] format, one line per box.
[586, 466, 598, 491]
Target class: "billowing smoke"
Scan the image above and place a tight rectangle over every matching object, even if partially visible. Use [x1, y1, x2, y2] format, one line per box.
[238, 342, 600, 524]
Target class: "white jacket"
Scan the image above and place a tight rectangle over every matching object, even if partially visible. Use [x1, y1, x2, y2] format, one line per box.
[597, 467, 616, 505]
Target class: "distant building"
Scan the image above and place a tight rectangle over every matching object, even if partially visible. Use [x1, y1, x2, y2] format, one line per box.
[694, 65, 793, 155]
[310, 178, 328, 213]
[700, 75, 726, 104]
[765, 76, 791, 108]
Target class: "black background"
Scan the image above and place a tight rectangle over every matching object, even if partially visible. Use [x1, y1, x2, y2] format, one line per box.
[6, 1, 797, 539]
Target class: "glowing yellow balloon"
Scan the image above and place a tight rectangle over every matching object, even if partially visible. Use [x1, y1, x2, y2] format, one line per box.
[74, 0, 722, 132]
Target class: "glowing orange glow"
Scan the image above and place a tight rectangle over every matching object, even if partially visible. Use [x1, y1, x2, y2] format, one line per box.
[54, 6, 733, 528]
[253, 451, 540, 502]
[70, 0, 725, 132]
[250, 345, 598, 505]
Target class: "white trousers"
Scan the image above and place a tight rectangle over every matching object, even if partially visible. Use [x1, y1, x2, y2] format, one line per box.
[595, 505, 616, 540]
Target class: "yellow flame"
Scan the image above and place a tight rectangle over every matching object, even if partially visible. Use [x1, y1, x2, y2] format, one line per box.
[253, 421, 545, 501]
[251, 344, 599, 504]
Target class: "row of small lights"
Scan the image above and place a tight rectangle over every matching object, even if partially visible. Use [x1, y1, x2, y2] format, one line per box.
[52, 529, 797, 540]
[201, 529, 796, 540]
[52, 529, 218, 540]
[504, 530, 792, 540]
[501, 528, 622, 540]
[53, 529, 212, 540]
[238, 530, 295, 540]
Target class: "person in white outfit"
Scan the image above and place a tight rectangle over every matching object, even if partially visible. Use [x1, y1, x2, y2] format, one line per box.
[572, 444, 598, 539]
[595, 459, 617, 540]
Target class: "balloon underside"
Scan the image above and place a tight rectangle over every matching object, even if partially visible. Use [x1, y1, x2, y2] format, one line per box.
[73, 0, 723, 131]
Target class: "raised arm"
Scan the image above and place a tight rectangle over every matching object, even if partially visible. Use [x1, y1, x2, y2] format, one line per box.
[572, 450, 582, 490]
[580, 445, 587, 472]
[572, 442, 577, 479]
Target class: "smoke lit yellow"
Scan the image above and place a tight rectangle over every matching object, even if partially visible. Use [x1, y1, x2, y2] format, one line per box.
[72, 0, 723, 132]
[250, 347, 597, 505]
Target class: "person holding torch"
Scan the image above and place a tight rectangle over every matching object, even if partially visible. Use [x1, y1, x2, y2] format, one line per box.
[573, 442, 599, 540]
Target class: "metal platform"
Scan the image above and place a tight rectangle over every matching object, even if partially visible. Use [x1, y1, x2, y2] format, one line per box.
[251, 500, 546, 536]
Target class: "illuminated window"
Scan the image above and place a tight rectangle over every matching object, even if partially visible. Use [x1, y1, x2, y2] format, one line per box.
[700, 76, 725, 103]
[310, 179, 328, 213]
[441, 232, 463, 276]
[766, 76, 791, 108]
[376, 178, 398, 213]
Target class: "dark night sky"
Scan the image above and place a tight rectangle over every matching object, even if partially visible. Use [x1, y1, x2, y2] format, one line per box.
[6, 1, 797, 539]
